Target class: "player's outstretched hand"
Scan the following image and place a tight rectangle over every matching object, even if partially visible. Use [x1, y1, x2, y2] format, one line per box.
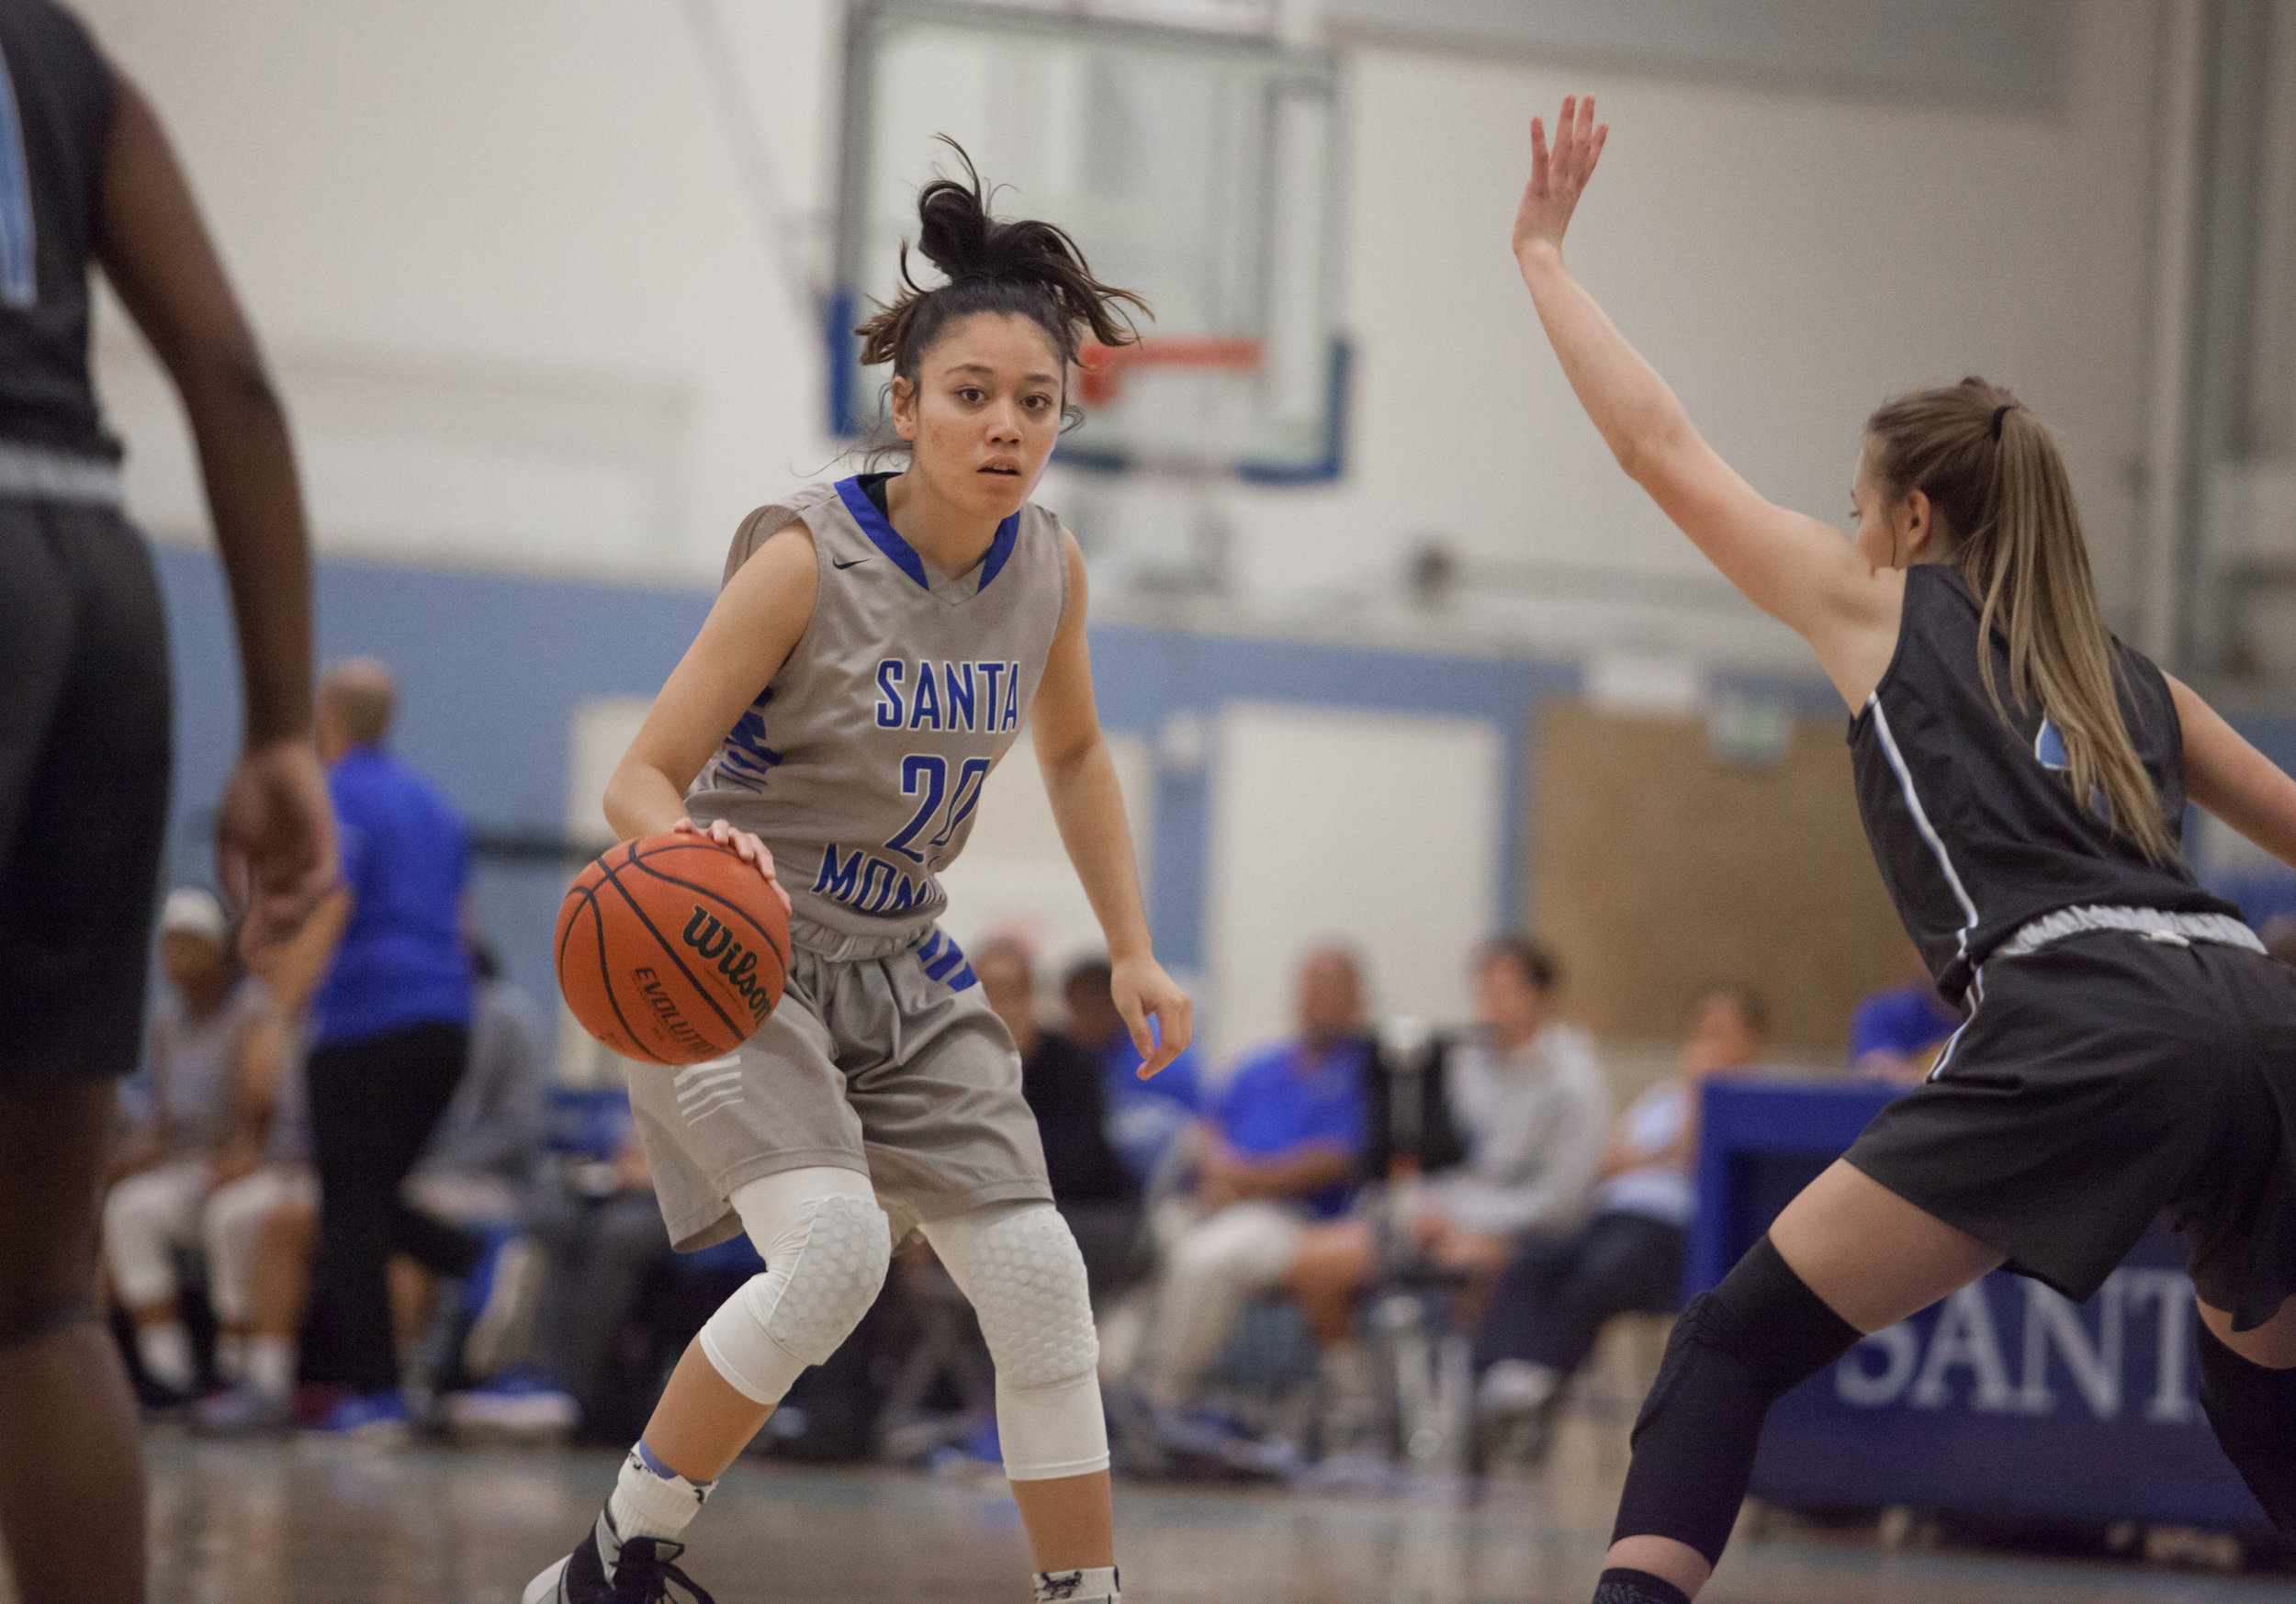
[216, 737, 337, 960]
[1113, 954, 1193, 1080]
[1514, 93, 1608, 264]
[676, 816, 793, 917]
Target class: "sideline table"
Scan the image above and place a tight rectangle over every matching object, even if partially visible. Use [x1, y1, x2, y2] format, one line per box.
[1690, 1079, 2267, 1533]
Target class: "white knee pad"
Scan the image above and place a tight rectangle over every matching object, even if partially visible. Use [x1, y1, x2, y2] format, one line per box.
[700, 1167, 890, 1407]
[924, 1203, 1107, 1481]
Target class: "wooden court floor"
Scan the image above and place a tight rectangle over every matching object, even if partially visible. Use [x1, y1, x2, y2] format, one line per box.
[85, 1417, 2293, 1604]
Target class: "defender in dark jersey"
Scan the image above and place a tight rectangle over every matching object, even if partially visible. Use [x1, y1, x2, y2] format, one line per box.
[0, 5, 332, 1600]
[1514, 97, 2296, 1604]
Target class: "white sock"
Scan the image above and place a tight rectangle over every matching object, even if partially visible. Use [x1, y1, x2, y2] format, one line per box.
[1033, 1565, 1120, 1603]
[136, 1321, 195, 1394]
[607, 1441, 715, 1543]
[248, 1335, 297, 1402]
[215, 1334, 248, 1384]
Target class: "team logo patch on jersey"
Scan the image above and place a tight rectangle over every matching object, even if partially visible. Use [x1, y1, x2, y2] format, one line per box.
[2034, 716, 2069, 772]
[2033, 715, 2111, 821]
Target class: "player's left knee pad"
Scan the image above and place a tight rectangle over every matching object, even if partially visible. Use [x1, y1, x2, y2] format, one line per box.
[2198, 1318, 2296, 1532]
[928, 1203, 1108, 1480]
[1611, 1236, 1862, 1565]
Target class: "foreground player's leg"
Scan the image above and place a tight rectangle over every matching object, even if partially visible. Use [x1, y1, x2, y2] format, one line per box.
[0, 1082, 147, 1604]
[2195, 1294, 2296, 1531]
[921, 1202, 1119, 1601]
[1596, 1161, 1999, 1603]
[525, 1166, 889, 1604]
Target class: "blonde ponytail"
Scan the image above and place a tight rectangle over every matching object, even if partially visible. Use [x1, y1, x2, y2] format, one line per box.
[1867, 380, 2179, 866]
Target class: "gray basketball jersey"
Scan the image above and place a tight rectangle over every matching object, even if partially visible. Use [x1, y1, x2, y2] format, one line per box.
[685, 476, 1071, 947]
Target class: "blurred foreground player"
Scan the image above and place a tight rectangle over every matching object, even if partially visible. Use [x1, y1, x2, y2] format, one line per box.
[525, 146, 1190, 1604]
[0, 4, 331, 1599]
[1516, 95, 2296, 1604]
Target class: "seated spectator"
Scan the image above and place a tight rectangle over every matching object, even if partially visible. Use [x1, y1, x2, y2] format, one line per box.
[197, 939, 547, 1432]
[191, 893, 338, 1432]
[1139, 945, 1371, 1408]
[103, 889, 287, 1402]
[1470, 982, 1768, 1458]
[979, 938, 1143, 1302]
[1064, 956, 1203, 1184]
[449, 1095, 666, 1441]
[1849, 947, 1960, 1085]
[393, 942, 549, 1396]
[1287, 937, 1608, 1408]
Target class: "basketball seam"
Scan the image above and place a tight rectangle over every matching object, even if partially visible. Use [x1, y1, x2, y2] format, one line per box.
[584, 882, 670, 1066]
[624, 844, 789, 988]
[556, 873, 600, 971]
[595, 852, 750, 1043]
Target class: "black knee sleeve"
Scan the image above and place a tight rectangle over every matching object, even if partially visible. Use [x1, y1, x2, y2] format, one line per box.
[2198, 1318, 2296, 1533]
[1611, 1236, 1862, 1564]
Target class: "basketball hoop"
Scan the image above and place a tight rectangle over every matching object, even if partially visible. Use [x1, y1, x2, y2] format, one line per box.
[1075, 337, 1264, 408]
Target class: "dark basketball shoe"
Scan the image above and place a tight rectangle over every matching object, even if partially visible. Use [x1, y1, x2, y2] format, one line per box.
[523, 1503, 715, 1603]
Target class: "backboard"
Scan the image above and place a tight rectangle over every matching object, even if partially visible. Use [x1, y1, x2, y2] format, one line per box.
[831, 0, 1346, 482]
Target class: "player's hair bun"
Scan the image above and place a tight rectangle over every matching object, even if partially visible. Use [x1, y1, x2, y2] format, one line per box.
[855, 139, 1149, 398]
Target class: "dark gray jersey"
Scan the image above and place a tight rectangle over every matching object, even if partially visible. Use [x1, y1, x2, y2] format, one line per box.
[686, 475, 1071, 947]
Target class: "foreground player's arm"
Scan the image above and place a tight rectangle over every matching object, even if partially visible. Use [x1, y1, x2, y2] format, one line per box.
[1031, 533, 1193, 1077]
[2169, 676, 2296, 869]
[1512, 95, 1896, 707]
[604, 522, 817, 905]
[97, 68, 334, 952]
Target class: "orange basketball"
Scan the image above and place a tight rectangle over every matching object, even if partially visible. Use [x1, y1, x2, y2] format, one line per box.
[555, 831, 791, 1067]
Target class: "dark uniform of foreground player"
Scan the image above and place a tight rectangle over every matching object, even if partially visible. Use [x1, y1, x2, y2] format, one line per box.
[0, 4, 332, 1599]
[1513, 96, 2296, 1604]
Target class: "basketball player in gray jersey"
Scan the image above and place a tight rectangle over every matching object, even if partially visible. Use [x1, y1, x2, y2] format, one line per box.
[527, 148, 1187, 1604]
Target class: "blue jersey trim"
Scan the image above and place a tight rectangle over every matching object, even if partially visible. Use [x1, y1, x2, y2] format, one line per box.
[835, 476, 930, 590]
[977, 514, 1020, 592]
[834, 476, 1021, 596]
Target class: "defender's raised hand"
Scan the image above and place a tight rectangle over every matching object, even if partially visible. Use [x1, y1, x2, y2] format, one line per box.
[1514, 93, 1608, 263]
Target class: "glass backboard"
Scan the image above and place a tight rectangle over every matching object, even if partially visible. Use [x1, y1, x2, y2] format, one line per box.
[831, 0, 1345, 482]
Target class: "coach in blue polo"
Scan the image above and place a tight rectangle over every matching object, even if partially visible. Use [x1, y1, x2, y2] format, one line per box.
[301, 657, 482, 1432]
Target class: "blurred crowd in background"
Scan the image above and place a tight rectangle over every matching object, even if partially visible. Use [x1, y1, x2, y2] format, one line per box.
[111, 656, 2296, 1477]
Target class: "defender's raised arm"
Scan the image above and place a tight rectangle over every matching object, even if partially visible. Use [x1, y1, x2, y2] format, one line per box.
[1513, 95, 1898, 709]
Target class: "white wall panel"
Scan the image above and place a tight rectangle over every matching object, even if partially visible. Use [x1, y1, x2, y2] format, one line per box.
[1204, 702, 1500, 1067]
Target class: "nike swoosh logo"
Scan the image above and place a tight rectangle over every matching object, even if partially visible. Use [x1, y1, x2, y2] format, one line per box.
[833, 556, 872, 570]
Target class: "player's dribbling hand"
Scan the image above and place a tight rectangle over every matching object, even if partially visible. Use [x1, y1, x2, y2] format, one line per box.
[216, 737, 338, 960]
[675, 816, 793, 917]
[1514, 92, 1608, 264]
[1112, 954, 1193, 1080]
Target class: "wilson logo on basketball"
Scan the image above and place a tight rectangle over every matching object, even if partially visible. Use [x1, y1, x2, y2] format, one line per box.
[682, 906, 776, 1024]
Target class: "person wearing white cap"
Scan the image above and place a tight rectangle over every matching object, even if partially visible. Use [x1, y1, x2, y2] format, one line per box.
[101, 888, 287, 1401]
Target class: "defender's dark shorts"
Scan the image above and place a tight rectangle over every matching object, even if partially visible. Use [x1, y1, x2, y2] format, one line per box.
[1845, 929, 2296, 1331]
[0, 499, 172, 1085]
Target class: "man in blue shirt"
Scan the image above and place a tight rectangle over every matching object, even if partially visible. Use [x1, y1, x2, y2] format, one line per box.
[300, 658, 480, 1431]
[1140, 946, 1369, 1407]
[1849, 961, 1962, 1086]
[1064, 957, 1204, 1183]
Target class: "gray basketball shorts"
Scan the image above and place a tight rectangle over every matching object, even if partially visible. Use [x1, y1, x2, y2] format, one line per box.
[625, 921, 1052, 1251]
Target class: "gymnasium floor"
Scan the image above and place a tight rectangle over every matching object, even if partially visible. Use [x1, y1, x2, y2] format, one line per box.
[116, 1422, 2289, 1604]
